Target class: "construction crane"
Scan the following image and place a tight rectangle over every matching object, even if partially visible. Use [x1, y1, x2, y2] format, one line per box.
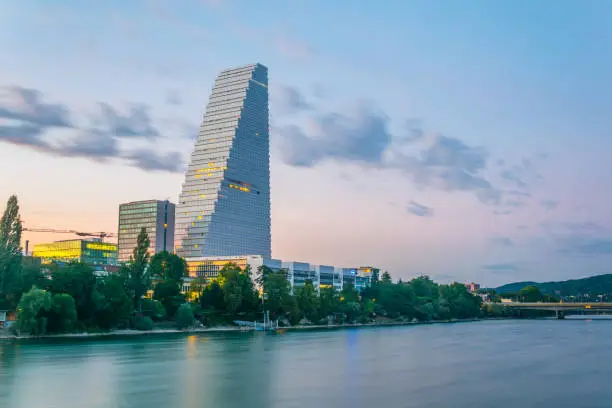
[23, 227, 116, 241]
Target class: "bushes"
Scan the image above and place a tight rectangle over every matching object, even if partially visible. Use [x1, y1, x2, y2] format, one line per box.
[134, 316, 154, 331]
[175, 304, 195, 330]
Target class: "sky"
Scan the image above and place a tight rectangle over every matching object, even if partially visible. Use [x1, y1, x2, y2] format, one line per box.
[2, 0, 612, 287]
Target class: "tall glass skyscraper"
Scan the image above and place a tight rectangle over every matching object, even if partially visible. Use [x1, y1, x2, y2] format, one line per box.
[175, 63, 271, 258]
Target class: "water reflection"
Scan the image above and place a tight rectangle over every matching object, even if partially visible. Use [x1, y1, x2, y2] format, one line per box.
[2, 321, 612, 408]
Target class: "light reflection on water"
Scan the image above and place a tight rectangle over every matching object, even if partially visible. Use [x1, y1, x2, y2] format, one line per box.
[2, 320, 612, 408]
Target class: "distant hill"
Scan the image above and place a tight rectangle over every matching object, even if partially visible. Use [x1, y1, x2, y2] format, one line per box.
[496, 274, 612, 296]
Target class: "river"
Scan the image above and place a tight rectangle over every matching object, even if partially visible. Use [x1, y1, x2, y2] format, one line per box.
[1, 319, 610, 408]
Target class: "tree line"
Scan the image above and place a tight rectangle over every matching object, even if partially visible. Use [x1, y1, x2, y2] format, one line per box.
[0, 195, 484, 336]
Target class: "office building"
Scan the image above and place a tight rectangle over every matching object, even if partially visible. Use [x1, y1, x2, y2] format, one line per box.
[32, 239, 118, 267]
[182, 255, 377, 294]
[117, 200, 175, 262]
[175, 63, 271, 259]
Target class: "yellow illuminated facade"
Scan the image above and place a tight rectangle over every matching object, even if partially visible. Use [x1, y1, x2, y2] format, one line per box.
[32, 239, 118, 266]
[186, 256, 249, 279]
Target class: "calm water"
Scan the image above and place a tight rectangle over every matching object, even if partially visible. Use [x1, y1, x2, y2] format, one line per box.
[1, 319, 611, 408]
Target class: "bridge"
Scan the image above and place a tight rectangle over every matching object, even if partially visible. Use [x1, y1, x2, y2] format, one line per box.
[486, 302, 612, 319]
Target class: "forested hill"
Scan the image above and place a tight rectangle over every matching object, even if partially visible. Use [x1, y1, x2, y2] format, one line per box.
[496, 274, 612, 296]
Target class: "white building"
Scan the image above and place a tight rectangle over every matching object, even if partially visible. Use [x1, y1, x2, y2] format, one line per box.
[182, 255, 378, 294]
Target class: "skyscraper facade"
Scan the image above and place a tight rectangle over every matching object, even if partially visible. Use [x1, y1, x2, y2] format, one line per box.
[117, 200, 175, 262]
[175, 63, 271, 258]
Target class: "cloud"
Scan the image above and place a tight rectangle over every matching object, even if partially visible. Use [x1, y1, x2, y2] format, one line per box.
[277, 103, 391, 167]
[123, 149, 185, 173]
[165, 89, 182, 106]
[500, 168, 527, 189]
[0, 123, 49, 150]
[0, 86, 73, 128]
[541, 220, 612, 257]
[56, 130, 119, 160]
[489, 237, 514, 247]
[388, 134, 501, 205]
[407, 201, 434, 217]
[278, 102, 503, 205]
[540, 199, 559, 211]
[0, 85, 185, 173]
[557, 236, 612, 256]
[94, 103, 160, 138]
[273, 85, 312, 114]
[482, 263, 518, 272]
[403, 119, 425, 143]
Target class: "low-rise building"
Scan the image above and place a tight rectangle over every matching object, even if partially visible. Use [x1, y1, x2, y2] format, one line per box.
[466, 282, 481, 293]
[32, 239, 118, 267]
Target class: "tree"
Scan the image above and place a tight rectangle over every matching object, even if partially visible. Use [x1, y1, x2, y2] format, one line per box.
[519, 285, 543, 302]
[96, 274, 133, 329]
[259, 267, 293, 320]
[0, 195, 23, 309]
[123, 227, 151, 311]
[153, 279, 184, 318]
[51, 262, 101, 326]
[319, 287, 340, 321]
[200, 280, 225, 312]
[218, 263, 244, 315]
[47, 293, 78, 333]
[217, 263, 259, 319]
[187, 276, 207, 301]
[141, 298, 167, 321]
[295, 280, 319, 323]
[150, 251, 187, 282]
[175, 303, 195, 329]
[15, 287, 52, 335]
[381, 271, 392, 284]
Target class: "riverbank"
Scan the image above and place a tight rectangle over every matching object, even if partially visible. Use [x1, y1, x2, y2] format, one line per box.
[0, 317, 488, 341]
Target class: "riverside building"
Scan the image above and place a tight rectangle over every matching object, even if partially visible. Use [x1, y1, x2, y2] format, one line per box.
[182, 255, 377, 294]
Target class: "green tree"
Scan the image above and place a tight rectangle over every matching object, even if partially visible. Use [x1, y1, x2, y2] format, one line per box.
[217, 264, 259, 319]
[153, 279, 184, 318]
[259, 267, 293, 320]
[218, 263, 244, 315]
[519, 285, 543, 302]
[123, 227, 151, 311]
[0, 195, 23, 309]
[188, 277, 207, 301]
[175, 303, 195, 329]
[150, 251, 187, 282]
[200, 280, 225, 310]
[340, 283, 359, 303]
[47, 293, 78, 333]
[381, 271, 392, 284]
[96, 274, 133, 329]
[21, 264, 48, 294]
[295, 279, 319, 323]
[318, 287, 340, 321]
[141, 298, 167, 321]
[15, 287, 52, 335]
[51, 262, 101, 326]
